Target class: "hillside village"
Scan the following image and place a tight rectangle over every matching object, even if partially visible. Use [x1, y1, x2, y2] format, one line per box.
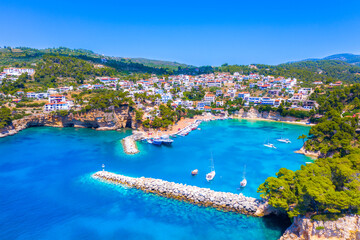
[0, 66, 335, 124]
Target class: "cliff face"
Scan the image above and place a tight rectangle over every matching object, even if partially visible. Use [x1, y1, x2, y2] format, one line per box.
[237, 107, 308, 123]
[280, 215, 360, 240]
[0, 106, 136, 138]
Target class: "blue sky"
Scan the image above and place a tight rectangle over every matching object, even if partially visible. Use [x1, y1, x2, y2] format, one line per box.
[1, 0, 360, 66]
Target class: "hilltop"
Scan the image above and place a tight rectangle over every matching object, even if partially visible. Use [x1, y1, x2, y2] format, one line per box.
[0, 46, 194, 74]
[303, 53, 360, 66]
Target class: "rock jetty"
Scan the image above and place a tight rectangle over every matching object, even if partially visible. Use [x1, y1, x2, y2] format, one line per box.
[92, 171, 275, 217]
[121, 136, 139, 154]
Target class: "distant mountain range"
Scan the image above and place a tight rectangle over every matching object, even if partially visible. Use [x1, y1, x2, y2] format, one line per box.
[304, 53, 360, 66]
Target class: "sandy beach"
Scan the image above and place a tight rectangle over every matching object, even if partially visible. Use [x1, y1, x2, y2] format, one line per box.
[142, 113, 224, 138]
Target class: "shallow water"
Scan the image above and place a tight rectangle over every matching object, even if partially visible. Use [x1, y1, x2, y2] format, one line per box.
[0, 119, 309, 240]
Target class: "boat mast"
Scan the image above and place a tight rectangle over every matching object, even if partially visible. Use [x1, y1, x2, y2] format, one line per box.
[242, 165, 246, 179]
[210, 152, 215, 171]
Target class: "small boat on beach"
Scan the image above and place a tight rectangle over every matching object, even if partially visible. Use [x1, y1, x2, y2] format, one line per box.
[191, 169, 198, 176]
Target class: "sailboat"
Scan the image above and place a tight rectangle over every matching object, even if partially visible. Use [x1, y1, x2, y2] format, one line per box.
[240, 165, 247, 187]
[206, 154, 216, 182]
[277, 123, 291, 143]
[264, 138, 277, 149]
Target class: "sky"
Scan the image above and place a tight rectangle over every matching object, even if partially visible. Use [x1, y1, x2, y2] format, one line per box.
[1, 0, 360, 66]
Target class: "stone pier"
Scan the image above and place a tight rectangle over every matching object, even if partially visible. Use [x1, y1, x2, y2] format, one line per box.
[92, 171, 275, 217]
[121, 136, 139, 154]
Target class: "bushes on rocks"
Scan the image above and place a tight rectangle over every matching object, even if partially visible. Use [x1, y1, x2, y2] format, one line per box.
[258, 153, 360, 219]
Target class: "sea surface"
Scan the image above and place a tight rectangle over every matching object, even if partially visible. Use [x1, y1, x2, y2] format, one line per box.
[0, 119, 310, 240]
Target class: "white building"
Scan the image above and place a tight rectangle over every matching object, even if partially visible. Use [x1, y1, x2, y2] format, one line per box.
[0, 72, 6, 79]
[99, 77, 119, 84]
[4, 68, 35, 76]
[26, 92, 37, 98]
[204, 93, 215, 103]
[49, 95, 66, 103]
[44, 102, 69, 111]
[161, 93, 173, 104]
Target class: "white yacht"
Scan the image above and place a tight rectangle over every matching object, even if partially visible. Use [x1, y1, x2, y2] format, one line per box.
[277, 138, 291, 144]
[240, 165, 247, 187]
[264, 142, 277, 149]
[206, 154, 216, 182]
[240, 178, 247, 187]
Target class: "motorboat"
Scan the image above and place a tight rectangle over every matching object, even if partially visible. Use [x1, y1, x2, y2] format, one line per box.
[277, 138, 291, 144]
[264, 143, 277, 149]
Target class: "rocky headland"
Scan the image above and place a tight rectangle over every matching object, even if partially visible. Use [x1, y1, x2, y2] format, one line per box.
[280, 215, 360, 240]
[0, 106, 136, 138]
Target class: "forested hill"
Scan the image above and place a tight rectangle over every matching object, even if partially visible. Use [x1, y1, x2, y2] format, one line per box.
[2, 46, 360, 84]
[304, 53, 360, 66]
[0, 47, 194, 74]
[217, 60, 360, 84]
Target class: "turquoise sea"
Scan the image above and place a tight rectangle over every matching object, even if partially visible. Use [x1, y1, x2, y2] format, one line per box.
[0, 119, 310, 240]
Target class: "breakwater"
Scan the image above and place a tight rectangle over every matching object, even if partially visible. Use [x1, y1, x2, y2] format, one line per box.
[121, 131, 143, 154]
[92, 171, 274, 217]
[121, 136, 139, 154]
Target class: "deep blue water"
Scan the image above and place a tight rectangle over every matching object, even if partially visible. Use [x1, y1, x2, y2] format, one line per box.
[0, 119, 310, 240]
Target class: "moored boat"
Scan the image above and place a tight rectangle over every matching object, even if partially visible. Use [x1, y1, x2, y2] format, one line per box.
[206, 171, 216, 181]
[160, 135, 174, 145]
[152, 138, 162, 145]
[191, 169, 198, 176]
[264, 143, 277, 149]
[277, 138, 291, 144]
[240, 165, 247, 187]
[240, 178, 247, 187]
[264, 138, 277, 149]
[206, 153, 216, 182]
[277, 124, 291, 143]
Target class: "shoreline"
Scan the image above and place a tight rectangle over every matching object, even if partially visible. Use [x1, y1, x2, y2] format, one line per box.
[294, 146, 320, 159]
[233, 116, 314, 126]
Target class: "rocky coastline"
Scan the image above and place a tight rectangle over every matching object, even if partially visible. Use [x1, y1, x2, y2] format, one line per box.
[0, 106, 313, 139]
[0, 106, 136, 138]
[92, 171, 276, 217]
[294, 146, 321, 159]
[280, 215, 360, 240]
[235, 107, 312, 125]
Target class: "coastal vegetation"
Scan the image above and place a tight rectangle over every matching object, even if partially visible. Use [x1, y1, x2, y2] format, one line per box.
[82, 90, 133, 112]
[34, 55, 116, 86]
[259, 84, 360, 221]
[0, 106, 12, 128]
[218, 60, 360, 84]
[303, 84, 360, 157]
[258, 152, 360, 219]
